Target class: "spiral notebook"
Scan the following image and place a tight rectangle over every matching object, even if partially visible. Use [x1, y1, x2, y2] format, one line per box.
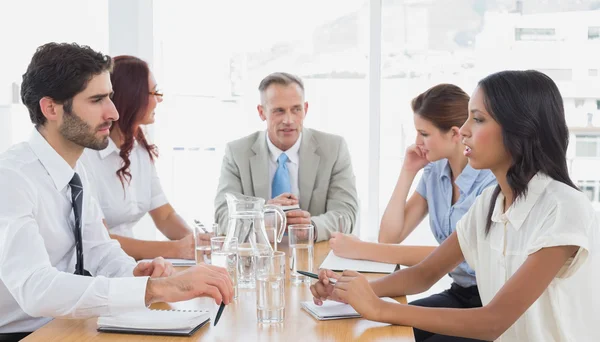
[319, 251, 398, 274]
[301, 297, 397, 320]
[138, 258, 196, 267]
[97, 308, 210, 337]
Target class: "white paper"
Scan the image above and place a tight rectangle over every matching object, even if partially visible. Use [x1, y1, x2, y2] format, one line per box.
[138, 258, 196, 267]
[319, 250, 397, 274]
[281, 204, 300, 212]
[98, 308, 210, 330]
[301, 297, 397, 320]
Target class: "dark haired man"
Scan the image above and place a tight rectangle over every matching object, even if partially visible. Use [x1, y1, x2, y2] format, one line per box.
[0, 43, 232, 340]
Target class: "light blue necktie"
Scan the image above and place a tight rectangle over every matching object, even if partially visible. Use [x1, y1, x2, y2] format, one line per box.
[271, 153, 291, 198]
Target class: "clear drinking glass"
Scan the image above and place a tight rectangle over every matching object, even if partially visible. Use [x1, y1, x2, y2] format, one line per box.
[288, 224, 314, 284]
[255, 251, 286, 324]
[194, 226, 214, 264]
[211, 236, 239, 299]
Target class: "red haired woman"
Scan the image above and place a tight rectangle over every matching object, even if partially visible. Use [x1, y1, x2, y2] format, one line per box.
[81, 56, 211, 260]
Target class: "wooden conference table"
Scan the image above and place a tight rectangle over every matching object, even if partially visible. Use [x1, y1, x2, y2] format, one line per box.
[24, 241, 415, 341]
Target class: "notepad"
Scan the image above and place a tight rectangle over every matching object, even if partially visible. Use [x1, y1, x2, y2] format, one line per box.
[301, 297, 397, 320]
[319, 251, 398, 274]
[138, 258, 196, 267]
[281, 204, 301, 212]
[97, 309, 210, 337]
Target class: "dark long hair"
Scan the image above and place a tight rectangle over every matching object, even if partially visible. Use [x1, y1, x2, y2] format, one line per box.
[411, 84, 469, 131]
[479, 70, 579, 234]
[110, 55, 158, 187]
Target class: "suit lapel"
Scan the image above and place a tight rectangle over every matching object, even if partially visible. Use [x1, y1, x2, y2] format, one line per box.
[298, 128, 320, 210]
[250, 131, 270, 200]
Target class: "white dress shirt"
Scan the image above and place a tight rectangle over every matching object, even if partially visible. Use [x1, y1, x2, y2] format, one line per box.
[0, 130, 148, 333]
[80, 138, 168, 238]
[457, 173, 600, 341]
[267, 133, 301, 199]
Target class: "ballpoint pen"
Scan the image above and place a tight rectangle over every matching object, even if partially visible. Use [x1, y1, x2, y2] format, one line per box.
[213, 302, 226, 326]
[194, 219, 209, 234]
[297, 270, 337, 285]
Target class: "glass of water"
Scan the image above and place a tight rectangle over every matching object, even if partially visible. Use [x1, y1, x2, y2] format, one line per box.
[211, 236, 239, 299]
[288, 224, 314, 284]
[255, 251, 285, 324]
[194, 226, 214, 264]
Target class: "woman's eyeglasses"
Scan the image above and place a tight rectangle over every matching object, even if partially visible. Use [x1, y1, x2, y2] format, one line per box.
[149, 90, 164, 97]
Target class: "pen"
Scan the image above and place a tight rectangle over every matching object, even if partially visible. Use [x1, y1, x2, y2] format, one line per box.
[297, 270, 337, 285]
[213, 302, 225, 326]
[194, 219, 209, 234]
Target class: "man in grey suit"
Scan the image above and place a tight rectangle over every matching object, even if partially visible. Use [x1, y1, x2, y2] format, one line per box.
[214, 72, 358, 242]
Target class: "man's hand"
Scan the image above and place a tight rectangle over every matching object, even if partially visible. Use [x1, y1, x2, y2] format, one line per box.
[134, 257, 174, 278]
[286, 210, 311, 226]
[145, 264, 234, 306]
[267, 193, 299, 206]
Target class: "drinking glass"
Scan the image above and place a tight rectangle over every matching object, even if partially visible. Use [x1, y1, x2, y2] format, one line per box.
[255, 251, 285, 324]
[211, 236, 239, 299]
[288, 224, 314, 284]
[194, 225, 215, 264]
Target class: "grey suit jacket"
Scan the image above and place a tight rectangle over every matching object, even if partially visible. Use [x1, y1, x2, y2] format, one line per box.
[214, 128, 358, 242]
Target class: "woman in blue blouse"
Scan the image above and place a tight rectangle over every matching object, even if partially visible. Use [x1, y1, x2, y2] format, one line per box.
[329, 84, 496, 342]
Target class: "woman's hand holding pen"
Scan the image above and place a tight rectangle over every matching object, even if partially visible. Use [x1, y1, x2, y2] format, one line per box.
[332, 270, 384, 322]
[309, 269, 343, 305]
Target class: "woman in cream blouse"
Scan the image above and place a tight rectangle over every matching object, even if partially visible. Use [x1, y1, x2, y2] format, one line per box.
[81, 55, 211, 261]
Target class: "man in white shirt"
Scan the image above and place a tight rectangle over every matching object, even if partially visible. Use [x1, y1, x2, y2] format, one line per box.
[0, 42, 233, 340]
[214, 72, 359, 242]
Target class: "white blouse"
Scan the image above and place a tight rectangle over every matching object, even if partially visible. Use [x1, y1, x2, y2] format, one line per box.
[457, 173, 600, 341]
[80, 138, 168, 238]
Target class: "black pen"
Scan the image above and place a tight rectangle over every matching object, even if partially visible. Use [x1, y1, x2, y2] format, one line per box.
[297, 270, 337, 285]
[213, 302, 226, 326]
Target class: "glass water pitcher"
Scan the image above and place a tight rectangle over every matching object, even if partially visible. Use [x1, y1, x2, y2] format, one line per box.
[224, 193, 286, 288]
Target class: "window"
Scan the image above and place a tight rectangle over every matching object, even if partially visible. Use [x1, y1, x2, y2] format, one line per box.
[515, 28, 556, 41]
[589, 26, 600, 40]
[578, 180, 599, 202]
[152, 0, 370, 230]
[575, 99, 585, 108]
[575, 135, 600, 157]
[597, 100, 600, 110]
[537, 69, 572, 82]
[0, 1, 109, 153]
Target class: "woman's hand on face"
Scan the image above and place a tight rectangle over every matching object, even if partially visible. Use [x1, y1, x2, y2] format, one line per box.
[403, 144, 429, 173]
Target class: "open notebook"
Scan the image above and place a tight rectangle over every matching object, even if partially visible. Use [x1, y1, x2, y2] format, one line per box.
[97, 309, 210, 337]
[319, 251, 398, 274]
[138, 258, 196, 267]
[301, 297, 397, 320]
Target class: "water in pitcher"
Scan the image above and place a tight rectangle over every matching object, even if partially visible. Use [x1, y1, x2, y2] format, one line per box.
[224, 193, 286, 288]
[229, 212, 272, 289]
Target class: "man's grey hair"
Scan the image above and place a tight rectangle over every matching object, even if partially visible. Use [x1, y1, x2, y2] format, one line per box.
[258, 72, 305, 104]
